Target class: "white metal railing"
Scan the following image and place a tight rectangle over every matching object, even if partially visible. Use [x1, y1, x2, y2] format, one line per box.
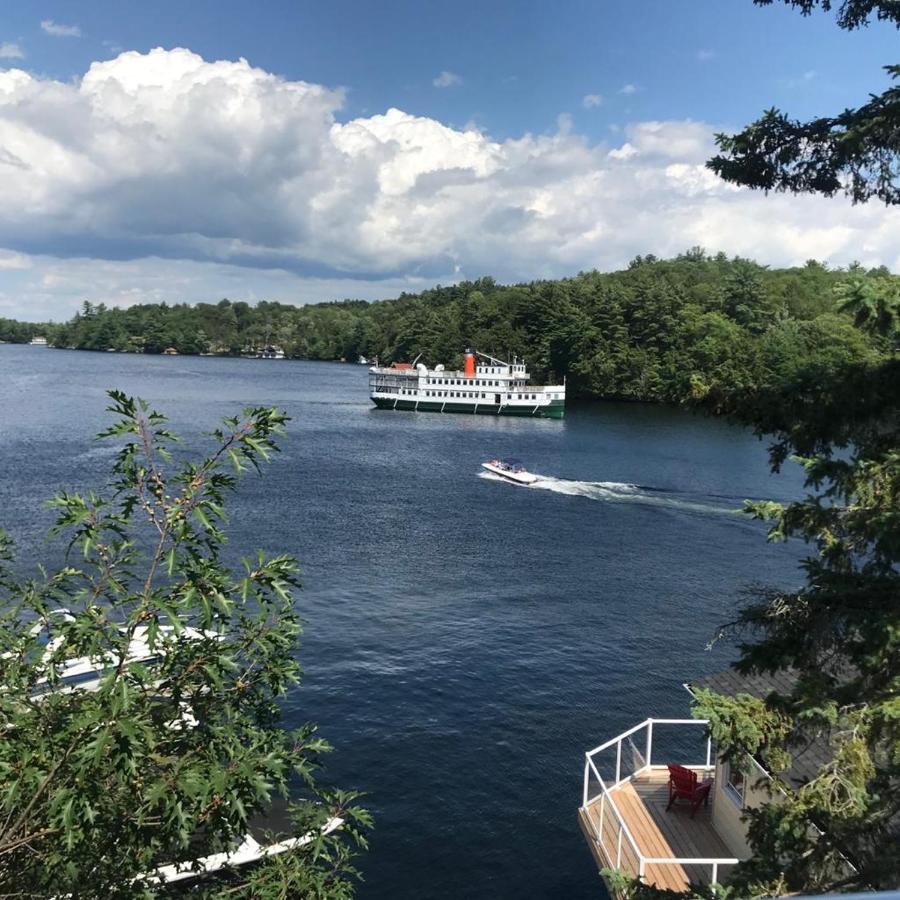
[581, 718, 739, 888]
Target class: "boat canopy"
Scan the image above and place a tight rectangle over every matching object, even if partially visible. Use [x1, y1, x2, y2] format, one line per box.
[489, 457, 526, 471]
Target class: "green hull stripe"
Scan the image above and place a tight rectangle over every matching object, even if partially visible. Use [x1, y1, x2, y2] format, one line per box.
[371, 397, 564, 418]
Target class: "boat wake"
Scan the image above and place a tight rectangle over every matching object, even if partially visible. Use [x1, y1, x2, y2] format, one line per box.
[478, 471, 740, 516]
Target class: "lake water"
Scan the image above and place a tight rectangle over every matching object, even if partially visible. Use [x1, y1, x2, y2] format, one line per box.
[0, 346, 806, 898]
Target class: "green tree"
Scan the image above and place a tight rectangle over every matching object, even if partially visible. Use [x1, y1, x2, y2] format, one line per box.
[694, 348, 900, 892]
[708, 2, 899, 205]
[691, 6, 900, 889]
[835, 274, 900, 337]
[0, 392, 369, 897]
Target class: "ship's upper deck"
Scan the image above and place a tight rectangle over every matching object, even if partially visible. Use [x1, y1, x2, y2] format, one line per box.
[370, 359, 531, 381]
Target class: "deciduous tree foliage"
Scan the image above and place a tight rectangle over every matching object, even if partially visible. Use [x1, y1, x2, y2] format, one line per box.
[708, 1, 900, 205]
[0, 393, 370, 897]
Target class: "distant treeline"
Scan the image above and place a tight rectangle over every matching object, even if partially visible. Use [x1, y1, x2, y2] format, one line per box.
[2, 249, 895, 403]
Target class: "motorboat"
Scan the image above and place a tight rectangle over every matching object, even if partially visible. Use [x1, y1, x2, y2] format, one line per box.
[482, 458, 538, 485]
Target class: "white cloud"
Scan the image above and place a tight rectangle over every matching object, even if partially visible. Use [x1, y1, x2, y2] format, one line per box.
[0, 47, 897, 320]
[696, 49, 716, 62]
[608, 143, 637, 160]
[0, 249, 30, 269]
[433, 70, 462, 88]
[582, 93, 603, 109]
[619, 83, 639, 95]
[40, 20, 81, 38]
[0, 42, 24, 59]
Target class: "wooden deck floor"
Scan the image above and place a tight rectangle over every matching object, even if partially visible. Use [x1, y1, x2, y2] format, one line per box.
[581, 769, 735, 893]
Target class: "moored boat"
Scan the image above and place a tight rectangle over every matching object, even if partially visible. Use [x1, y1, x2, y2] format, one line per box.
[482, 458, 538, 484]
[369, 350, 565, 418]
[256, 345, 285, 359]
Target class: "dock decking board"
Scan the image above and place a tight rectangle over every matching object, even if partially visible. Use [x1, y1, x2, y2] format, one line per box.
[581, 769, 736, 892]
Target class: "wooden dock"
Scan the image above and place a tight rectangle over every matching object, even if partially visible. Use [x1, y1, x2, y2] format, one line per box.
[579, 769, 735, 892]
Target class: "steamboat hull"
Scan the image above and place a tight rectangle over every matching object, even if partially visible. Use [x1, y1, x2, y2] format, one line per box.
[371, 396, 565, 418]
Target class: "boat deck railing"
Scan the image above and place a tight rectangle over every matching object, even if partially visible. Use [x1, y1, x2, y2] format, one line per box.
[370, 380, 563, 394]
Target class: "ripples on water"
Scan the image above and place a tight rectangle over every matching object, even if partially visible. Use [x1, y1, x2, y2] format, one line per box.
[0, 348, 807, 899]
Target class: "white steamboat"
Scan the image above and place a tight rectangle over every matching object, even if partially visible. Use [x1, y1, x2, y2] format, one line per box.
[369, 350, 565, 418]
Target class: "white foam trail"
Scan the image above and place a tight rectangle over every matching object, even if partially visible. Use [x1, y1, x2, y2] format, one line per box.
[479, 470, 739, 515]
[73, 444, 119, 462]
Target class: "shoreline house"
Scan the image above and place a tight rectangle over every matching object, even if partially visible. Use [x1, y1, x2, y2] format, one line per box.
[578, 670, 843, 894]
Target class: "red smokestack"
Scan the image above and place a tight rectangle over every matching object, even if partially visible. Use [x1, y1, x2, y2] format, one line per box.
[464, 350, 475, 378]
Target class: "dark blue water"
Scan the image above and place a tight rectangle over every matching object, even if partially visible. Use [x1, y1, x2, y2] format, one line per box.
[0, 346, 806, 898]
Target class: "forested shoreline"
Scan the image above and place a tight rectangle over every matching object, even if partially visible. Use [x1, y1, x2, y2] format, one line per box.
[2, 250, 895, 404]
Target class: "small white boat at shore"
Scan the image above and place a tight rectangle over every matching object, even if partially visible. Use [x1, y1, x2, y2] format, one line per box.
[482, 458, 538, 485]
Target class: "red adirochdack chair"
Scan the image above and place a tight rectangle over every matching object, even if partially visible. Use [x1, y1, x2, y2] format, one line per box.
[666, 764, 712, 818]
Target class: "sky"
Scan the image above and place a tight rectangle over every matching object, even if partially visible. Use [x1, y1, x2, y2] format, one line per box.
[0, 0, 898, 321]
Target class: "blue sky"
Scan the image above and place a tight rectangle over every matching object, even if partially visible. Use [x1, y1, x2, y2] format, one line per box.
[0, 1, 898, 320]
[8, 1, 896, 137]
